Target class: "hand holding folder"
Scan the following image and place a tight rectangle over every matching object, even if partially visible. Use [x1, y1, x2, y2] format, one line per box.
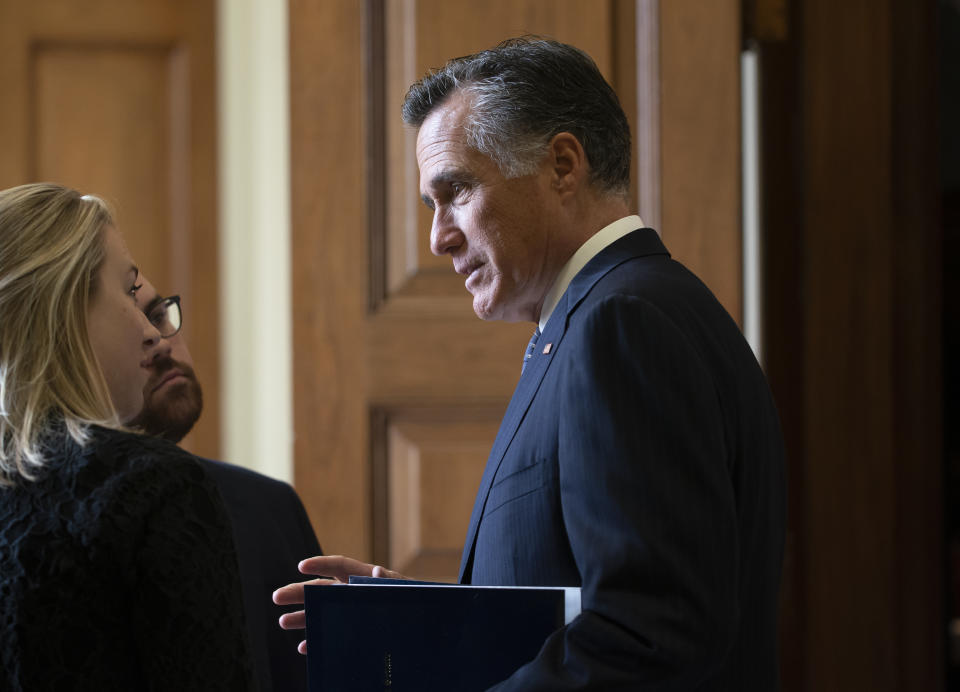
[273, 555, 579, 691]
[272, 555, 407, 654]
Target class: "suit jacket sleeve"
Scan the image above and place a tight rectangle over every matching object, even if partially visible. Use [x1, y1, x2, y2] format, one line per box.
[490, 294, 740, 690]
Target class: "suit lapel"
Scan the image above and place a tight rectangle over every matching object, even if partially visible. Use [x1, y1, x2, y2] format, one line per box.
[457, 228, 669, 582]
[457, 292, 569, 582]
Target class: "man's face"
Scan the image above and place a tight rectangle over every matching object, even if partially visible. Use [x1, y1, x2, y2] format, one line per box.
[129, 276, 203, 443]
[416, 92, 559, 323]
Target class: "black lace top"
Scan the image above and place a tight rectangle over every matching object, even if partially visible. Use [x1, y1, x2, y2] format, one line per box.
[0, 424, 257, 691]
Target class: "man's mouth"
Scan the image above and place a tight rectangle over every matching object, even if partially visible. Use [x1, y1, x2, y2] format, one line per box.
[456, 263, 484, 292]
[151, 369, 186, 393]
[454, 260, 481, 277]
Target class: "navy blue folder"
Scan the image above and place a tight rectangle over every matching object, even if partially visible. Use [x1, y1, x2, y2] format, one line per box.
[305, 581, 571, 691]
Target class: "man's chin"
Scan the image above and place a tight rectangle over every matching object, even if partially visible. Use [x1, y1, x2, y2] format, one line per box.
[133, 384, 203, 444]
[472, 295, 526, 322]
[471, 293, 500, 321]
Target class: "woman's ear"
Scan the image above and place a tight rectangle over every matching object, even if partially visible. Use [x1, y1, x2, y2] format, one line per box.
[547, 132, 587, 195]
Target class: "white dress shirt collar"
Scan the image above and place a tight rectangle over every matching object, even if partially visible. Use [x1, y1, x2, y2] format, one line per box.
[538, 215, 645, 332]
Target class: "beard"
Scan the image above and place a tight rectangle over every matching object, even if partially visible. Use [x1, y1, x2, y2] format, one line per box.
[131, 356, 203, 444]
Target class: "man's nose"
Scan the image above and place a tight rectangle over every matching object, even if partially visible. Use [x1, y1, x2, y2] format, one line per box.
[430, 208, 463, 256]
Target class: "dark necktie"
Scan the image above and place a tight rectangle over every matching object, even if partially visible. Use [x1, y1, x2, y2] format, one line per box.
[522, 326, 541, 374]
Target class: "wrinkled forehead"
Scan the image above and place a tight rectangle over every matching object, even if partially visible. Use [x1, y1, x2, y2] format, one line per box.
[415, 93, 473, 166]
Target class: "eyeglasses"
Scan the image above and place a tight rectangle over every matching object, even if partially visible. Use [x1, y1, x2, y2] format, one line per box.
[147, 295, 183, 338]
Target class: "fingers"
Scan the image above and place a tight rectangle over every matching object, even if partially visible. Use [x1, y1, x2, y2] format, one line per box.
[272, 581, 304, 606]
[273, 577, 337, 605]
[298, 555, 378, 581]
[371, 564, 408, 580]
[278, 610, 306, 630]
[293, 555, 408, 584]
[275, 557, 407, 657]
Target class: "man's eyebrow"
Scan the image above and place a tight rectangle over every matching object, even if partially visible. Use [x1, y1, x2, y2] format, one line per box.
[429, 169, 471, 187]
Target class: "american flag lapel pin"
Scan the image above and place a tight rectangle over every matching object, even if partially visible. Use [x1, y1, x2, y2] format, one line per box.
[542, 343, 553, 354]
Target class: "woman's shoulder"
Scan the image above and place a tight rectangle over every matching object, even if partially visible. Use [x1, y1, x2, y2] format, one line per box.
[81, 425, 210, 490]
[65, 427, 229, 539]
[88, 425, 197, 462]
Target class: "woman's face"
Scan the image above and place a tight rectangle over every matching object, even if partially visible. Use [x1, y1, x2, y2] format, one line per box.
[86, 225, 169, 422]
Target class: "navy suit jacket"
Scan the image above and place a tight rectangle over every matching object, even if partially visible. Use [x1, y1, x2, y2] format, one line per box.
[459, 229, 786, 691]
[199, 459, 322, 692]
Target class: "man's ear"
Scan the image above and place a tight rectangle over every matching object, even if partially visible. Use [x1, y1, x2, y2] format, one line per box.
[547, 132, 587, 195]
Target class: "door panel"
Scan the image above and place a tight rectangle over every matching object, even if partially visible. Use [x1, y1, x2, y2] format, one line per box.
[0, 0, 219, 457]
[35, 46, 176, 295]
[373, 406, 505, 580]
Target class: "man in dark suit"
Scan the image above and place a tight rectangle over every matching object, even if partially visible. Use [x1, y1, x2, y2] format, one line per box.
[276, 37, 785, 690]
[132, 276, 322, 692]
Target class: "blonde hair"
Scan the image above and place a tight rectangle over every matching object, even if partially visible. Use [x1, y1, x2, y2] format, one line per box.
[0, 183, 119, 485]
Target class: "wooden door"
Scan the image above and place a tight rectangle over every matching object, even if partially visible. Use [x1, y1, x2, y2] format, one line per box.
[290, 0, 742, 582]
[755, 0, 943, 689]
[0, 0, 220, 458]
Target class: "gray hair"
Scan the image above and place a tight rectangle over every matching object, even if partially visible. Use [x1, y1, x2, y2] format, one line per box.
[402, 37, 631, 196]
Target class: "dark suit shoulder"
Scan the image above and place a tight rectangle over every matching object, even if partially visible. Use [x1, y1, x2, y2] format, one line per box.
[192, 457, 320, 692]
[578, 246, 743, 347]
[194, 458, 319, 551]
[196, 458, 297, 497]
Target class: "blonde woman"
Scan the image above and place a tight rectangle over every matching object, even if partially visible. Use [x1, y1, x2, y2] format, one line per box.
[0, 183, 256, 690]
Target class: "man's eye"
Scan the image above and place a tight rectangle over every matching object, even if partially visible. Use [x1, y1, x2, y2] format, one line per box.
[129, 283, 143, 298]
[449, 183, 472, 202]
